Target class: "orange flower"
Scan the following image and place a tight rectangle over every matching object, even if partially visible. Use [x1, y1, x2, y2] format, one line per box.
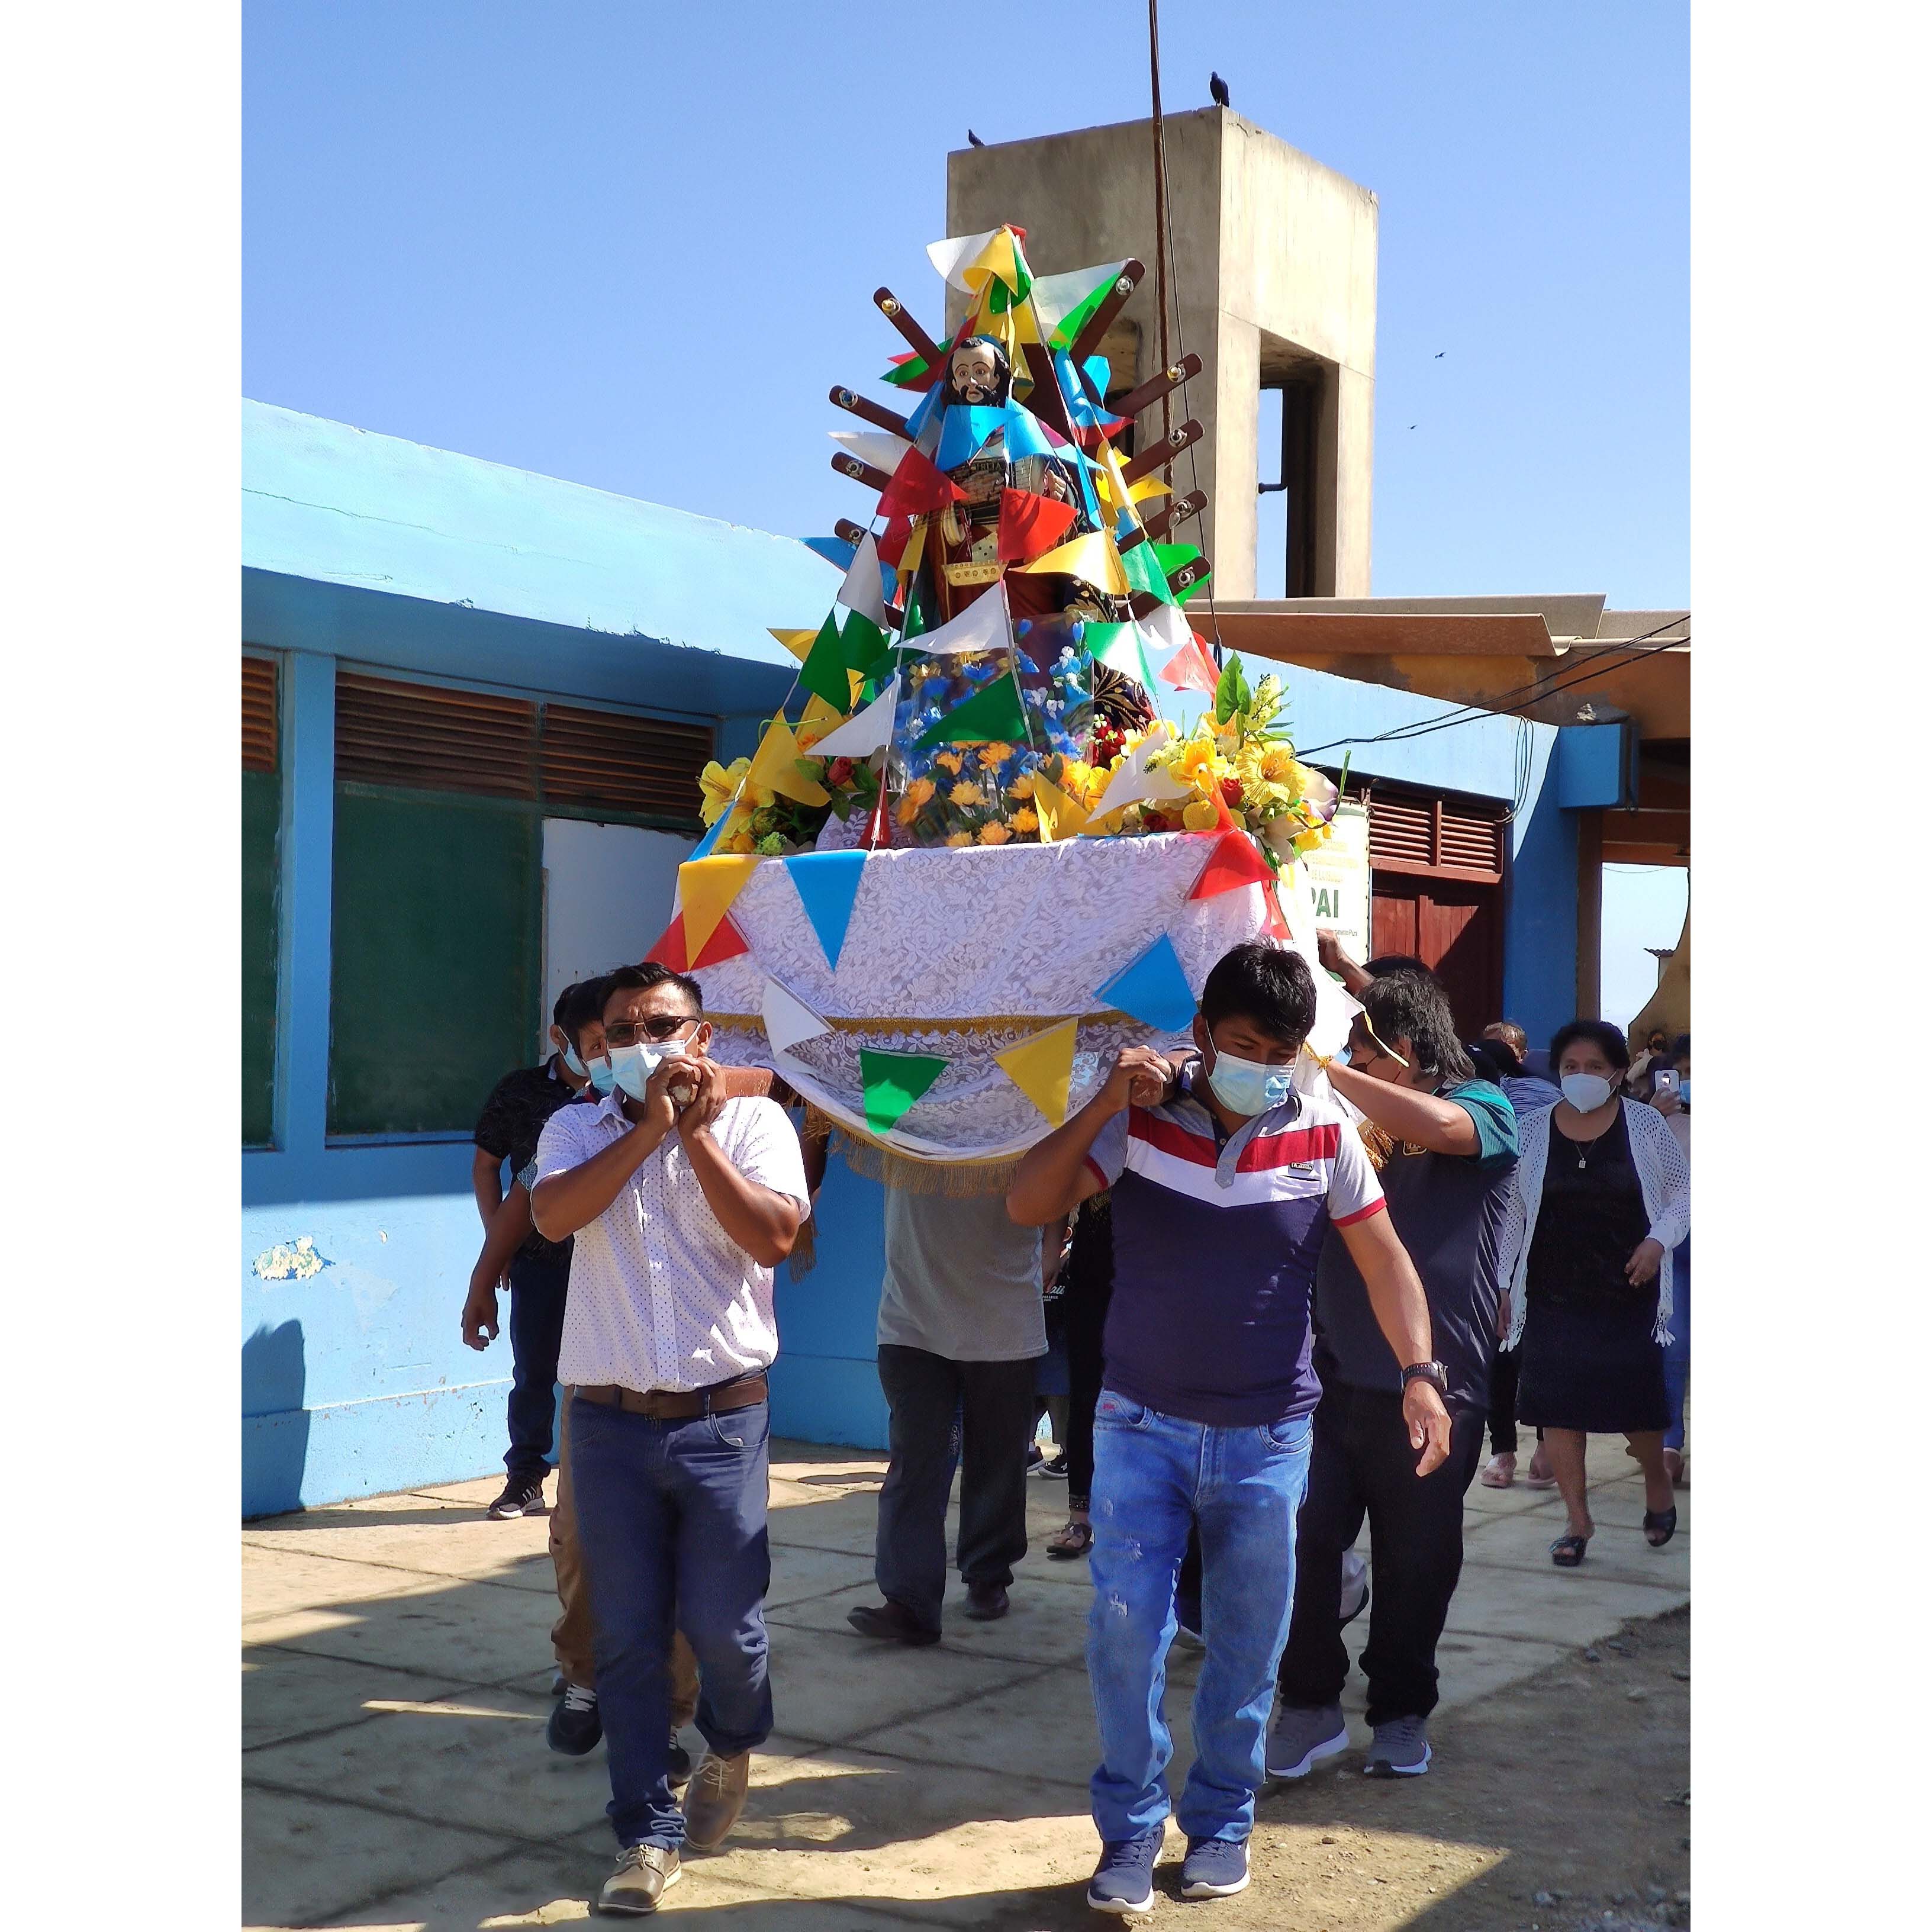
[1007, 772, 1036, 800]
[934, 750, 964, 774]
[945, 831, 974, 848]
[978, 822, 1012, 845]
[1011, 807, 1039, 833]
[903, 776, 936, 809]
[978, 741, 1015, 767]
[948, 780, 985, 809]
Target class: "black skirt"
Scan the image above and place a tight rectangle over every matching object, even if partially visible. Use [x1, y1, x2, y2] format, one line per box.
[1516, 1299, 1670, 1434]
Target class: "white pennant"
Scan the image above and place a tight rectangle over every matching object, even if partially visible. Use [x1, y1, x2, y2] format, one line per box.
[809, 675, 900, 758]
[835, 531, 890, 630]
[829, 429, 912, 474]
[1090, 723, 1194, 819]
[762, 977, 831, 1056]
[1139, 600, 1194, 658]
[907, 579, 1011, 656]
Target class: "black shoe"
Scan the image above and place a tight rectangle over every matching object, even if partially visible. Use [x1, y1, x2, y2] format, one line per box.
[547, 1683, 602, 1756]
[1036, 1452, 1070, 1480]
[964, 1583, 1009, 1622]
[550, 1670, 567, 1698]
[847, 1600, 942, 1646]
[667, 1732, 692, 1789]
[487, 1474, 548, 1519]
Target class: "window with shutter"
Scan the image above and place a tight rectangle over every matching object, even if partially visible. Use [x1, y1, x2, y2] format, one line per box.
[242, 653, 282, 1147]
[1360, 786, 1505, 885]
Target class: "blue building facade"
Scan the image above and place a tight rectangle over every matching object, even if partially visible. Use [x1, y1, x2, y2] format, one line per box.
[240, 400, 1622, 1515]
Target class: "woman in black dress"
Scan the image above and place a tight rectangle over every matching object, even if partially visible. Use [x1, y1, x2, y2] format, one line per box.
[1500, 1021, 1691, 1567]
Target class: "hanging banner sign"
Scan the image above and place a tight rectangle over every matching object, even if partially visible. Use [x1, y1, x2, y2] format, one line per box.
[1300, 800, 1373, 961]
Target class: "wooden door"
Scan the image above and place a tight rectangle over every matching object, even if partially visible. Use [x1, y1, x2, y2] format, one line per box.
[1371, 875, 1504, 1038]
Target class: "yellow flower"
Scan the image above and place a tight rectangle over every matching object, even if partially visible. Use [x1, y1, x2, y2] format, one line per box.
[978, 741, 1015, 767]
[722, 827, 759, 854]
[1173, 738, 1225, 793]
[935, 750, 964, 773]
[1007, 772, 1036, 800]
[1011, 806, 1039, 833]
[978, 820, 1012, 845]
[698, 756, 751, 826]
[903, 776, 936, 810]
[948, 780, 985, 809]
[1181, 797, 1222, 832]
[896, 796, 922, 825]
[945, 831, 974, 848]
[1261, 743, 1299, 784]
[1293, 821, 1334, 855]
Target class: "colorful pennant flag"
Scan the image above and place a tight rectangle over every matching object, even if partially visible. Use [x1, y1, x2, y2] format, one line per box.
[810, 676, 899, 758]
[829, 429, 912, 475]
[768, 627, 818, 662]
[835, 532, 891, 630]
[783, 850, 867, 971]
[907, 579, 1011, 658]
[761, 977, 830, 1056]
[995, 1020, 1078, 1126]
[1089, 727, 1194, 820]
[677, 855, 762, 961]
[1120, 543, 1177, 606]
[915, 670, 1029, 749]
[839, 609, 894, 680]
[645, 910, 750, 973]
[1020, 530, 1130, 598]
[1190, 829, 1274, 900]
[747, 716, 831, 807]
[1032, 773, 1091, 842]
[859, 1047, 949, 1134]
[876, 446, 963, 519]
[798, 612, 852, 710]
[1158, 627, 1222, 694]
[1084, 620, 1157, 694]
[997, 487, 1078, 563]
[1094, 933, 1198, 1035]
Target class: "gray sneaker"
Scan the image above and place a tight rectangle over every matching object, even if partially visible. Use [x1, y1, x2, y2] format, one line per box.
[1266, 1702, 1348, 1778]
[598, 1843, 680, 1914]
[1363, 1715, 1431, 1778]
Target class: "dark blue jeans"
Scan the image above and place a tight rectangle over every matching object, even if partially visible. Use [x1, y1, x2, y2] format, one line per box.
[568, 1393, 775, 1849]
[505, 1245, 570, 1482]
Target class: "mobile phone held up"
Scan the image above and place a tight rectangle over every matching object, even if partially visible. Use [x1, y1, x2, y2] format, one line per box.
[1651, 1067, 1679, 1102]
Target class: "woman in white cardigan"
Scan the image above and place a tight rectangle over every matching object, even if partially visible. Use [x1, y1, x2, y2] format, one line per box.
[1499, 1020, 1690, 1567]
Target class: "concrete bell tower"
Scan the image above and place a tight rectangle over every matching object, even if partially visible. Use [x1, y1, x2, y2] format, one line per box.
[946, 107, 1378, 600]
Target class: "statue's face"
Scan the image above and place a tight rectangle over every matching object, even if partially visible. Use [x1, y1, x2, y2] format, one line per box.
[949, 343, 1001, 404]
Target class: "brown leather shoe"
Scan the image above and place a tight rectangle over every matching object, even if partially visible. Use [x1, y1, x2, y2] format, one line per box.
[682, 1750, 751, 1851]
[964, 1582, 1010, 1621]
[846, 1599, 942, 1645]
[598, 1843, 680, 1914]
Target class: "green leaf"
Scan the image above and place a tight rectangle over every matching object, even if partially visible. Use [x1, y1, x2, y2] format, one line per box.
[1213, 655, 1251, 726]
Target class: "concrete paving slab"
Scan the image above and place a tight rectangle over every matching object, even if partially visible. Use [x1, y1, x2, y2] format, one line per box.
[767, 1566, 1095, 1667]
[764, 1541, 878, 1611]
[1463, 1502, 1690, 1591]
[764, 1621, 1046, 1750]
[765, 1490, 881, 1558]
[656, 1735, 1093, 1924]
[244, 1647, 475, 1753]
[244, 1548, 459, 1622]
[243, 1782, 500, 1930]
[245, 1685, 613, 1843]
[1440, 1559, 1686, 1651]
[410, 1475, 538, 1508]
[245, 1509, 558, 1594]
[247, 1572, 556, 1686]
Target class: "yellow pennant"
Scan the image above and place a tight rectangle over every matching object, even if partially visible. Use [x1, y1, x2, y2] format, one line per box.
[747, 716, 831, 808]
[995, 1019, 1079, 1127]
[796, 690, 849, 751]
[677, 855, 762, 959]
[1019, 530, 1129, 597]
[1032, 774, 1091, 842]
[768, 627, 818, 662]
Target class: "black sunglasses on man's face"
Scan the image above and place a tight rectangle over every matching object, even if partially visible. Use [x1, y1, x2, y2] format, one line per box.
[603, 1015, 700, 1049]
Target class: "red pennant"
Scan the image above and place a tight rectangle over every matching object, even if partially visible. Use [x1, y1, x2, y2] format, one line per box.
[1190, 829, 1274, 900]
[877, 513, 916, 568]
[644, 912, 750, 971]
[860, 777, 895, 851]
[1159, 629, 1222, 694]
[876, 447, 964, 520]
[997, 487, 1078, 562]
[1261, 877, 1293, 939]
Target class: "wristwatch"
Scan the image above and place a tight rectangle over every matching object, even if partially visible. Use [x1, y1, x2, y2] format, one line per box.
[1401, 1360, 1449, 1398]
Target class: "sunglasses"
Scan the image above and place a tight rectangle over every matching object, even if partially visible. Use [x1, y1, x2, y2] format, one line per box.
[603, 1015, 700, 1049]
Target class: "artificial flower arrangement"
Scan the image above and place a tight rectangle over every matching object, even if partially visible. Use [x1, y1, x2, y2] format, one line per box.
[698, 635, 1338, 868]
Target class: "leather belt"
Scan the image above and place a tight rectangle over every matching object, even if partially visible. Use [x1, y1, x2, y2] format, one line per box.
[573, 1373, 768, 1420]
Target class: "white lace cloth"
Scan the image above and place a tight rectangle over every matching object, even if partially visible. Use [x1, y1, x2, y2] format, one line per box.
[687, 835, 1279, 1161]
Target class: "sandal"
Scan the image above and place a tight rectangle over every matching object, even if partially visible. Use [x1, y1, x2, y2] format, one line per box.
[1643, 1506, 1678, 1548]
[1479, 1453, 1516, 1489]
[1549, 1534, 1590, 1567]
[1046, 1518, 1094, 1561]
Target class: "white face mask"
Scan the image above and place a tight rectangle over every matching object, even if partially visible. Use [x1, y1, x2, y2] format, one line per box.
[607, 1037, 690, 1100]
[1560, 1073, 1615, 1113]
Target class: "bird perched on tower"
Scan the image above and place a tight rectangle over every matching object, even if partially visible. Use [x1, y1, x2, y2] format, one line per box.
[967, 129, 986, 147]
[1209, 72, 1230, 107]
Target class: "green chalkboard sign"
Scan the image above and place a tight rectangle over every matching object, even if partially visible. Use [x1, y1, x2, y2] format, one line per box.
[327, 786, 542, 1136]
[242, 769, 282, 1147]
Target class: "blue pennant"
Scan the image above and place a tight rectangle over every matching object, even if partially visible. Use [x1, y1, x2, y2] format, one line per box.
[783, 850, 868, 972]
[1094, 933, 1197, 1034]
[934, 404, 1009, 471]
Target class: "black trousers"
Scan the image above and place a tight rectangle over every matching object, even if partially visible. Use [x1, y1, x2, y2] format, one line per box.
[505, 1245, 571, 1482]
[1276, 1384, 1487, 1727]
[874, 1344, 1036, 1632]
[1060, 1200, 1115, 1508]
[1487, 1344, 1521, 1456]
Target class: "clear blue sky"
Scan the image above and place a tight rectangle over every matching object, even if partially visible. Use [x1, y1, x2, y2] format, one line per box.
[244, 0, 1689, 1011]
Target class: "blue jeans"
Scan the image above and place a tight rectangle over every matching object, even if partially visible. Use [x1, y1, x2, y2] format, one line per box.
[568, 1393, 775, 1849]
[1086, 1388, 1313, 1845]
[505, 1245, 569, 1482]
[1663, 1238, 1690, 1452]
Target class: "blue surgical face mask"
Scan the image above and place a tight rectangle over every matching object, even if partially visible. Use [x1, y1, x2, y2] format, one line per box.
[560, 1043, 588, 1078]
[1676, 1078, 1690, 1106]
[1206, 1044, 1295, 1118]
[607, 1038, 690, 1101]
[587, 1055, 617, 1096]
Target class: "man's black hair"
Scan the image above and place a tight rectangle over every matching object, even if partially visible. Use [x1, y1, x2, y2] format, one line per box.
[1671, 1032, 1690, 1060]
[603, 961, 704, 1016]
[556, 977, 609, 1050]
[1550, 1017, 1630, 1072]
[1365, 952, 1433, 981]
[1466, 1037, 1520, 1083]
[1358, 969, 1474, 1084]
[1199, 942, 1317, 1048]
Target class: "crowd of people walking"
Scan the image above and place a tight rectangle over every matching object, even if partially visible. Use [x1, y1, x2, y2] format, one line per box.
[461, 938, 1689, 1916]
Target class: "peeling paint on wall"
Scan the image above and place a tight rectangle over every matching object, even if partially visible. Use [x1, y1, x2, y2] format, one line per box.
[255, 1237, 326, 1282]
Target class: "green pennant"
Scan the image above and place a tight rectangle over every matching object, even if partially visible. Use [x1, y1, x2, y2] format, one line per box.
[840, 610, 894, 678]
[799, 610, 851, 708]
[1048, 278, 1114, 351]
[1120, 544, 1177, 606]
[1155, 542, 1212, 604]
[859, 1048, 949, 1134]
[915, 671, 1030, 749]
[901, 585, 930, 640]
[1084, 620, 1155, 691]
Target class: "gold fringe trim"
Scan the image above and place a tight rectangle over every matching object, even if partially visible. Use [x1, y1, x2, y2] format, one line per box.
[800, 1102, 1019, 1197]
[709, 1010, 1132, 1038]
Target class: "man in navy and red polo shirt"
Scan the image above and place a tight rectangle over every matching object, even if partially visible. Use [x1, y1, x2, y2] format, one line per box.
[1010, 943, 1451, 1915]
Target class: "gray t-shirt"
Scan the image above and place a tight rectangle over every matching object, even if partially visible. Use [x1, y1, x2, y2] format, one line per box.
[877, 1186, 1046, 1362]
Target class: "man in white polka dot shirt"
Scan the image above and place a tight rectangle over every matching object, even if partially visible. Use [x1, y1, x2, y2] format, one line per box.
[532, 963, 810, 1915]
